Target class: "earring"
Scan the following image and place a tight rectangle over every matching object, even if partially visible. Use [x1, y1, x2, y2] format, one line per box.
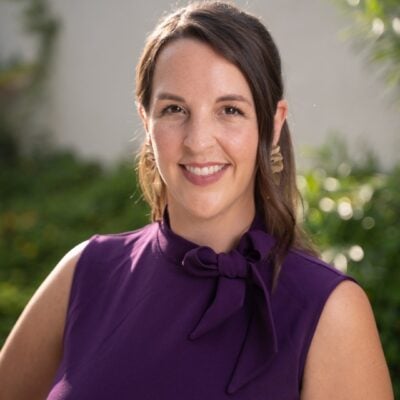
[271, 144, 284, 174]
[144, 139, 163, 197]
[153, 171, 163, 197]
[144, 137, 155, 162]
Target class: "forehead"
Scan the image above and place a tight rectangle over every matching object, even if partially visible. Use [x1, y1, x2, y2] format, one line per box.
[151, 38, 253, 101]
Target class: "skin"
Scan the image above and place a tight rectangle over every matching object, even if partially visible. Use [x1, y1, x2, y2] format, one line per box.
[140, 38, 287, 252]
[301, 281, 394, 399]
[0, 38, 394, 399]
[0, 241, 88, 400]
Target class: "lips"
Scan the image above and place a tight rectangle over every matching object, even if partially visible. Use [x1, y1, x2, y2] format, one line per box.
[180, 163, 229, 186]
[184, 164, 225, 176]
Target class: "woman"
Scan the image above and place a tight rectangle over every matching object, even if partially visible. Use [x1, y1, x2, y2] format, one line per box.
[0, 2, 394, 399]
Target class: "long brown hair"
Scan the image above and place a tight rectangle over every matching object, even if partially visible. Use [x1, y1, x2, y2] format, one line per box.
[135, 1, 316, 284]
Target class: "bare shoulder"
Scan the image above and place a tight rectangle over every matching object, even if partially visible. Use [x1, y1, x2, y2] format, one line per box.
[0, 240, 89, 400]
[301, 280, 394, 400]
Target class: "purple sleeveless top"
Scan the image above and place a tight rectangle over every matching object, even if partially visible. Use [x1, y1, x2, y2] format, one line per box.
[47, 213, 357, 399]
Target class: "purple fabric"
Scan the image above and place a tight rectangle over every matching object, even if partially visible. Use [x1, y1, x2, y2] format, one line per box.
[47, 213, 357, 399]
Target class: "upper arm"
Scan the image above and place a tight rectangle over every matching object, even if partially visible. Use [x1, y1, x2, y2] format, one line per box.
[301, 280, 394, 400]
[0, 240, 88, 400]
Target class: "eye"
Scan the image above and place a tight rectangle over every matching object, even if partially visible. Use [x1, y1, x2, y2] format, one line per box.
[161, 104, 185, 115]
[223, 106, 244, 116]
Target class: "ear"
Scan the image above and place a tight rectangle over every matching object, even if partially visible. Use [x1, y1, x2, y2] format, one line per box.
[272, 99, 288, 146]
[137, 102, 149, 133]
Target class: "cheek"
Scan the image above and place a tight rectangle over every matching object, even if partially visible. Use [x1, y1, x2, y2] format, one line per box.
[150, 124, 181, 169]
[223, 124, 259, 166]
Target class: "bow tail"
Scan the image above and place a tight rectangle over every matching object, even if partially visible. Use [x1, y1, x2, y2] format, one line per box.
[226, 267, 278, 394]
[189, 277, 246, 340]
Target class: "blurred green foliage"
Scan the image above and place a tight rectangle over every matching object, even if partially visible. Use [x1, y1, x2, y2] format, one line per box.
[0, 0, 64, 338]
[1, 0, 397, 396]
[0, 151, 149, 342]
[0, 141, 399, 396]
[300, 138, 400, 396]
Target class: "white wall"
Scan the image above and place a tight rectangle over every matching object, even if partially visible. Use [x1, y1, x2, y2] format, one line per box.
[1, 0, 399, 168]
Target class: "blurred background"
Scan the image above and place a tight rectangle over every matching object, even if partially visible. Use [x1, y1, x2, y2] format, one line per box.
[0, 0, 399, 395]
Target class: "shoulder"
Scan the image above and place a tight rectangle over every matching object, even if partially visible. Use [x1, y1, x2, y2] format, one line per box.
[82, 222, 158, 259]
[0, 221, 155, 368]
[0, 240, 89, 399]
[277, 249, 394, 399]
[3, 238, 90, 343]
[1, 238, 90, 353]
[278, 248, 356, 306]
[72, 222, 158, 278]
[301, 280, 394, 399]
[59, 222, 158, 308]
[271, 248, 364, 381]
[0, 221, 159, 398]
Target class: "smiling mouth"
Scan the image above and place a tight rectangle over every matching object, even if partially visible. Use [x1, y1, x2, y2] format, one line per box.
[182, 164, 227, 176]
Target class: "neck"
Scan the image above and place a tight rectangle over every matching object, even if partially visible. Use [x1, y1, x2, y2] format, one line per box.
[167, 203, 256, 254]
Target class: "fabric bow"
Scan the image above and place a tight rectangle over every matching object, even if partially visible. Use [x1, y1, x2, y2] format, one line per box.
[182, 229, 278, 395]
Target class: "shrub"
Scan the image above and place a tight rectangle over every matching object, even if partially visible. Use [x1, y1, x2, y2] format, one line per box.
[300, 140, 399, 396]
[1, 142, 398, 396]
[0, 150, 149, 343]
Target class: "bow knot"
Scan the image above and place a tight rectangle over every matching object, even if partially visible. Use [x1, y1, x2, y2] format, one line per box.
[182, 247, 249, 279]
[217, 251, 248, 278]
[181, 228, 279, 394]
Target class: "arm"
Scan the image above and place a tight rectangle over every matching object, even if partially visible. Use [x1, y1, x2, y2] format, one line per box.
[301, 280, 394, 400]
[0, 241, 88, 400]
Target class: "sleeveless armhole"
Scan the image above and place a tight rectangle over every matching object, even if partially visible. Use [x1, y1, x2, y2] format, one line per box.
[60, 234, 100, 348]
[298, 273, 360, 386]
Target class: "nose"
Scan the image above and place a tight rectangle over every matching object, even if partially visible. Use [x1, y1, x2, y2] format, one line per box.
[183, 114, 217, 153]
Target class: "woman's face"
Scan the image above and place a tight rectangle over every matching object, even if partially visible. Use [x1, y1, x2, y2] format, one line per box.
[142, 38, 259, 223]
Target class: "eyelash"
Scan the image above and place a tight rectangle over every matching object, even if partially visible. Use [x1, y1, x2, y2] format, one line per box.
[160, 105, 185, 115]
[223, 106, 244, 116]
[159, 104, 244, 116]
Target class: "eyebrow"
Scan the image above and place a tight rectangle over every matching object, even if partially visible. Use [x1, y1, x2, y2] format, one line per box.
[155, 92, 252, 105]
[156, 92, 185, 102]
[216, 94, 252, 105]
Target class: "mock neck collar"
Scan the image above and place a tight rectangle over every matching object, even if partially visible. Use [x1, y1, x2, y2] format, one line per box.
[156, 208, 270, 265]
[156, 208, 279, 394]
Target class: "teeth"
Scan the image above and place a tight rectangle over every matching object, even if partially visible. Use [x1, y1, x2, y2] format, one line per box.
[185, 164, 225, 176]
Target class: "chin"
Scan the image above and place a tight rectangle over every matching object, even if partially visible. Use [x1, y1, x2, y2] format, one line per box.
[182, 204, 221, 221]
[187, 209, 222, 222]
[178, 196, 237, 223]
